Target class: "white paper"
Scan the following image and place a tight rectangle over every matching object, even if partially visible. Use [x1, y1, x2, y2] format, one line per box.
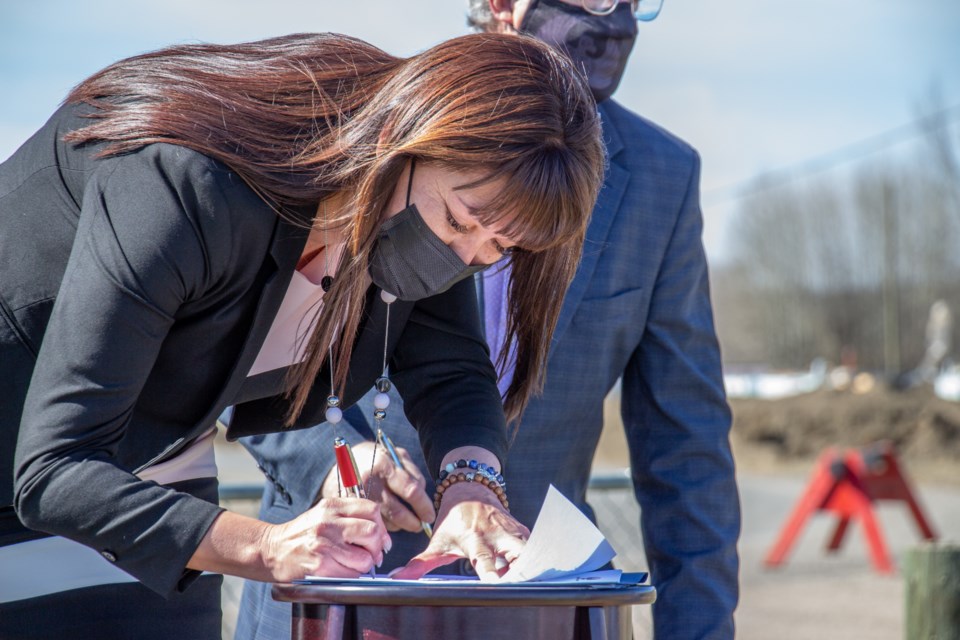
[496, 485, 616, 582]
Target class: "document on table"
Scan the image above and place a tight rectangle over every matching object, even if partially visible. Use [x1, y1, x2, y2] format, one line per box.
[495, 484, 616, 582]
[300, 485, 626, 586]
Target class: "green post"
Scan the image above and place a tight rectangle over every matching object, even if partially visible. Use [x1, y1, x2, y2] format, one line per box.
[904, 543, 960, 639]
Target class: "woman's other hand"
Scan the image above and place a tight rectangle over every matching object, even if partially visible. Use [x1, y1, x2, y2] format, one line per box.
[319, 441, 435, 533]
[388, 480, 529, 581]
[262, 497, 390, 581]
[389, 445, 529, 582]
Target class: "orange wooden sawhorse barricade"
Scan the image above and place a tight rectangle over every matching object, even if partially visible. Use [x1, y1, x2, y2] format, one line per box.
[764, 440, 938, 573]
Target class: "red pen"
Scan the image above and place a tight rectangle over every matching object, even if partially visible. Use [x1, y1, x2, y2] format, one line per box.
[333, 437, 377, 577]
[334, 437, 365, 499]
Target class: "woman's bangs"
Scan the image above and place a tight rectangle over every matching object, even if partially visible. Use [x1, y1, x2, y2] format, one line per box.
[475, 158, 587, 253]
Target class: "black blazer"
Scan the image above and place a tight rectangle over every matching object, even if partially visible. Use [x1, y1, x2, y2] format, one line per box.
[0, 103, 506, 597]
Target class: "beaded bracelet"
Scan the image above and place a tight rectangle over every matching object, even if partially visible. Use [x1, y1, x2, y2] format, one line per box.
[438, 459, 506, 488]
[433, 471, 509, 512]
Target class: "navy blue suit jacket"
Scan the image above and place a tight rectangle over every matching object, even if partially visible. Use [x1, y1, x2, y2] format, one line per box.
[239, 100, 740, 639]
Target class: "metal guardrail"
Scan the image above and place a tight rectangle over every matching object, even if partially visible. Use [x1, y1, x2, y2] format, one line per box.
[218, 484, 267, 501]
[587, 468, 632, 490]
[218, 469, 633, 502]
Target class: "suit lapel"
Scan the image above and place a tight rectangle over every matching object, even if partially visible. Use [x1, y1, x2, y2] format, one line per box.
[550, 105, 628, 350]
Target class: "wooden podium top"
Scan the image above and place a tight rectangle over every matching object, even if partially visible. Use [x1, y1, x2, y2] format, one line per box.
[272, 580, 656, 608]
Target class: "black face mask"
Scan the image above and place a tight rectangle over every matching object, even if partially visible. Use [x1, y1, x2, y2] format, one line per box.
[368, 162, 486, 301]
[521, 0, 638, 103]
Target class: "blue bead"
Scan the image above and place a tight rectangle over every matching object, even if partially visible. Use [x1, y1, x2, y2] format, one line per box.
[445, 463, 456, 474]
[497, 474, 504, 484]
[468, 460, 478, 469]
[439, 470, 448, 480]
[457, 459, 467, 468]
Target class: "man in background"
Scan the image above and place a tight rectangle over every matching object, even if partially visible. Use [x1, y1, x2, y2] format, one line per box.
[238, 1, 740, 638]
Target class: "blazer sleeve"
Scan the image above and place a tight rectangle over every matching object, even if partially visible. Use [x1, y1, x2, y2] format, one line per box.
[14, 146, 231, 597]
[389, 277, 507, 476]
[620, 152, 741, 639]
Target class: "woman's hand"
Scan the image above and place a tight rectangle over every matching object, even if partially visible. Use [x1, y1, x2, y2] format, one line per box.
[188, 499, 390, 582]
[319, 441, 435, 533]
[389, 479, 529, 582]
[262, 497, 391, 581]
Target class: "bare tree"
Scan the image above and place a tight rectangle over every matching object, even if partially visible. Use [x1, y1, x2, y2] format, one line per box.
[713, 94, 960, 375]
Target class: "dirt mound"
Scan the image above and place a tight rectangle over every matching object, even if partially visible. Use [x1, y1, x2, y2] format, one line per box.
[730, 386, 960, 467]
[595, 384, 958, 483]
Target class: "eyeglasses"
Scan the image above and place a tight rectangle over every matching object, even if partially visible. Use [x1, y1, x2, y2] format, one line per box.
[579, 0, 664, 21]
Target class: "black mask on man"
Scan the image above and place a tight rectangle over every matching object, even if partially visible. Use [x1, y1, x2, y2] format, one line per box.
[521, 0, 638, 103]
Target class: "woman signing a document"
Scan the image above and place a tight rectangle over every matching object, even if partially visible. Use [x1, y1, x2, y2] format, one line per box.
[0, 32, 604, 638]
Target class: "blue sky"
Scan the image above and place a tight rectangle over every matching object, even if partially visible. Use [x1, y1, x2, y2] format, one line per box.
[2, 0, 958, 260]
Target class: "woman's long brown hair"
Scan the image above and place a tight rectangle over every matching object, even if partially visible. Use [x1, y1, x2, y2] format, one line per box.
[66, 32, 605, 426]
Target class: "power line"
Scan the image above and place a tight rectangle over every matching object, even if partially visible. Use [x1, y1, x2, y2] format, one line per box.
[702, 103, 960, 206]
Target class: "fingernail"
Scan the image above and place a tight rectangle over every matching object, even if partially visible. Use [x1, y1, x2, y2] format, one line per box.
[387, 567, 402, 578]
[377, 557, 383, 568]
[384, 536, 393, 553]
